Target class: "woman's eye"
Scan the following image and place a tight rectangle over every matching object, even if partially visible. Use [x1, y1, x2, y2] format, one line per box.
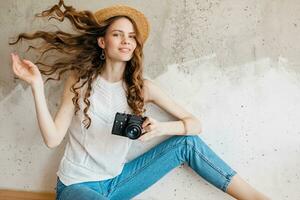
[113, 34, 119, 36]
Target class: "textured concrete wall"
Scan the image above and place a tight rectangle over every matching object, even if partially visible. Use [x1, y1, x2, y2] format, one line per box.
[1, 0, 300, 199]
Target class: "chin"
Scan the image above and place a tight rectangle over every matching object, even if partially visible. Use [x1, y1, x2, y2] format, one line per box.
[119, 55, 133, 62]
[110, 54, 133, 62]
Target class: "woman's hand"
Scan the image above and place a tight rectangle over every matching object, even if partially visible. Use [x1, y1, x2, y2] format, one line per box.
[11, 53, 43, 87]
[138, 116, 164, 142]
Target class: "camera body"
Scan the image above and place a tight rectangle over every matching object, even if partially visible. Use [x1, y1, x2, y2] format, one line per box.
[111, 112, 147, 140]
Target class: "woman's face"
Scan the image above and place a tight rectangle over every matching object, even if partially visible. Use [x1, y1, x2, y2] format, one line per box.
[98, 17, 137, 62]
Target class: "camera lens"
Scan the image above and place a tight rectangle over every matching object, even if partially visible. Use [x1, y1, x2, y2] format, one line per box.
[125, 124, 142, 140]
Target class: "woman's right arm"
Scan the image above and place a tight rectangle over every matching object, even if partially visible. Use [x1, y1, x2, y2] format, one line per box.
[11, 53, 77, 148]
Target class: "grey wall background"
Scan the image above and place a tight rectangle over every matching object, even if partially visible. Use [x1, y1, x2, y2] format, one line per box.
[1, 0, 300, 199]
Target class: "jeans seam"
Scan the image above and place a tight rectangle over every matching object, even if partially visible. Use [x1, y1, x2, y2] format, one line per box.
[108, 143, 186, 195]
[186, 140, 236, 192]
[99, 181, 108, 197]
[186, 140, 228, 178]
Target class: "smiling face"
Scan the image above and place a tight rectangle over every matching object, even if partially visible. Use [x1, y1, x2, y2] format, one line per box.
[97, 17, 137, 62]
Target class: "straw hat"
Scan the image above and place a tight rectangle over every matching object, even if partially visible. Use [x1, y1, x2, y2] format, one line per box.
[94, 5, 150, 43]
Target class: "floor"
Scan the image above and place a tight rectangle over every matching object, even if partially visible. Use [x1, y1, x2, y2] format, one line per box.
[0, 189, 55, 200]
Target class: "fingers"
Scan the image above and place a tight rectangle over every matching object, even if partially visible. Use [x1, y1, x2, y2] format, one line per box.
[11, 53, 22, 69]
[23, 59, 35, 68]
[10, 53, 36, 82]
[12, 53, 22, 66]
[23, 59, 38, 73]
[11, 53, 27, 78]
[142, 117, 157, 134]
[11, 53, 21, 77]
[144, 124, 155, 133]
[11, 53, 36, 72]
[139, 117, 160, 142]
[142, 117, 151, 133]
[142, 116, 153, 128]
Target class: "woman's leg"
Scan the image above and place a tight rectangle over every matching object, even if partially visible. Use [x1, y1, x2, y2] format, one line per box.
[226, 174, 271, 200]
[101, 135, 245, 200]
[55, 177, 108, 200]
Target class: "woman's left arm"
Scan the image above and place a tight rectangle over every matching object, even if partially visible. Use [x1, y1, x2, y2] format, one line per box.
[139, 79, 202, 141]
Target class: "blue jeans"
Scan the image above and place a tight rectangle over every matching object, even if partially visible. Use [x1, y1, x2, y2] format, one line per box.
[55, 135, 237, 200]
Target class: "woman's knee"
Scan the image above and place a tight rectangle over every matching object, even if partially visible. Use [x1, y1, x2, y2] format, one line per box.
[184, 135, 202, 146]
[169, 134, 200, 142]
[165, 135, 203, 150]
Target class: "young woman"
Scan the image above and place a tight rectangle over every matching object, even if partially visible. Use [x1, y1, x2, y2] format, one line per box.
[10, 1, 270, 199]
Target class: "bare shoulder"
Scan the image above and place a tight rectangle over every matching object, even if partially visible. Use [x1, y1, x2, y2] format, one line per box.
[143, 78, 171, 104]
[143, 78, 195, 120]
[143, 78, 170, 104]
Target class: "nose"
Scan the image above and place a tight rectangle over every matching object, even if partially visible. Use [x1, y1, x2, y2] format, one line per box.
[121, 35, 130, 45]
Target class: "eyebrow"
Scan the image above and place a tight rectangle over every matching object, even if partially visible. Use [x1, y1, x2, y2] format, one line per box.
[111, 29, 136, 34]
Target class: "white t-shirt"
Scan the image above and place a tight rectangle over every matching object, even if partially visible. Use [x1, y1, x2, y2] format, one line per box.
[57, 75, 134, 186]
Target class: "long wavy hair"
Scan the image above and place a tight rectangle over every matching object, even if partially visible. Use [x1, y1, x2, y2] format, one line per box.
[9, 0, 146, 129]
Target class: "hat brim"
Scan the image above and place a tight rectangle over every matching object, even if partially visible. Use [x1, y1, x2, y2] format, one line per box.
[94, 5, 150, 43]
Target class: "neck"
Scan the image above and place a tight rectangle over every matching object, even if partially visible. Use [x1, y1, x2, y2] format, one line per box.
[100, 59, 127, 82]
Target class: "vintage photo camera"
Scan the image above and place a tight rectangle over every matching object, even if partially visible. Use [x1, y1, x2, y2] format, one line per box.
[111, 112, 147, 140]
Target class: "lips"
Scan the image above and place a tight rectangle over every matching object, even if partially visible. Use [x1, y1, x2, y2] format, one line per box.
[119, 48, 131, 53]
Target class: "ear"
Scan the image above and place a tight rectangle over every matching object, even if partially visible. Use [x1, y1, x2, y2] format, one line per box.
[97, 37, 105, 49]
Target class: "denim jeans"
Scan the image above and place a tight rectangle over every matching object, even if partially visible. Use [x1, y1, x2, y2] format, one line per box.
[55, 135, 237, 200]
